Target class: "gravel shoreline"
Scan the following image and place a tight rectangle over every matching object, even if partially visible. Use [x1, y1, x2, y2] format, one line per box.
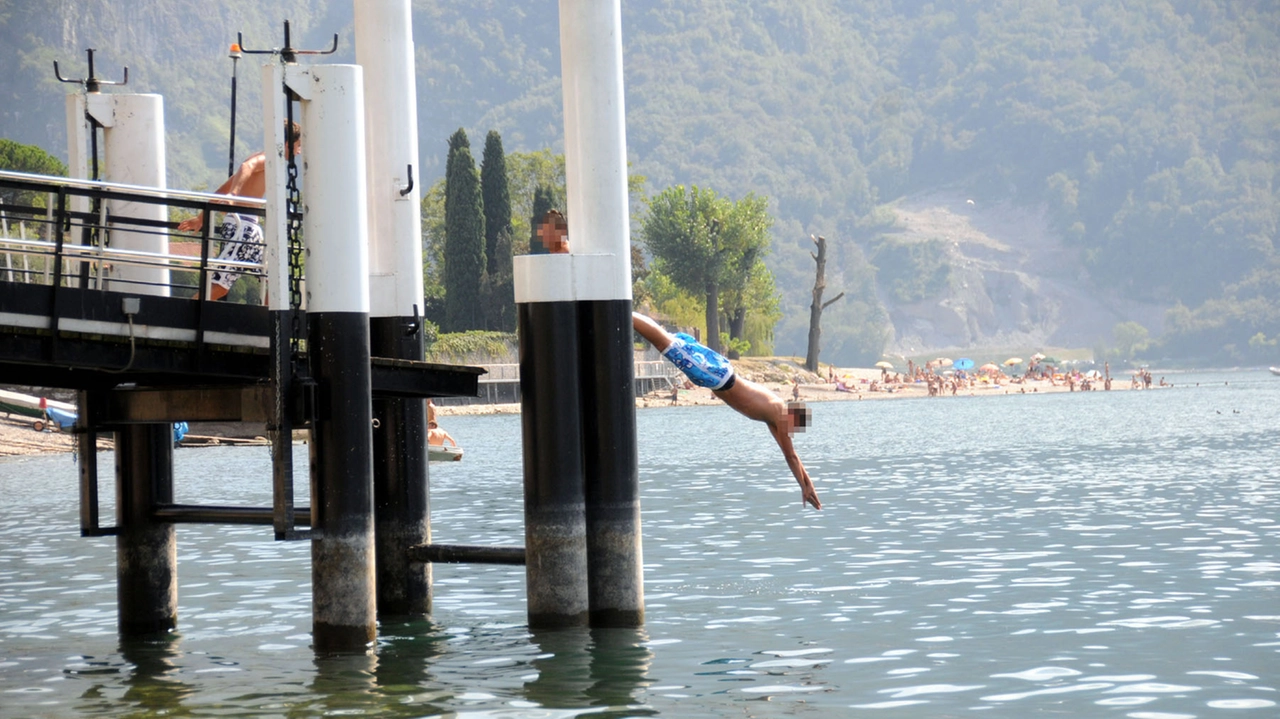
[1, 363, 1122, 456]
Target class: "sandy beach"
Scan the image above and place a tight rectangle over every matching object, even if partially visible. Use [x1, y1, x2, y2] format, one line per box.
[436, 357, 1134, 416]
[0, 359, 1144, 456]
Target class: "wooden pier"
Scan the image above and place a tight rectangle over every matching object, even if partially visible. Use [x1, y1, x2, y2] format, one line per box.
[0, 169, 484, 647]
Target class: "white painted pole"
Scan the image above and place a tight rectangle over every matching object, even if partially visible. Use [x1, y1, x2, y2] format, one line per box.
[87, 94, 169, 295]
[355, 0, 424, 318]
[560, 0, 643, 628]
[355, 0, 432, 620]
[65, 95, 91, 195]
[292, 63, 378, 654]
[559, 0, 632, 296]
[63, 94, 92, 288]
[297, 65, 370, 315]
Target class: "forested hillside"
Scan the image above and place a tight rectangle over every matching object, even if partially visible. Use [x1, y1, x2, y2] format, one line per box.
[2, 0, 1277, 365]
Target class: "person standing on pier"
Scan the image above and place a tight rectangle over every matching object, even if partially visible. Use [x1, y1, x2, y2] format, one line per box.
[632, 312, 822, 510]
[177, 121, 301, 301]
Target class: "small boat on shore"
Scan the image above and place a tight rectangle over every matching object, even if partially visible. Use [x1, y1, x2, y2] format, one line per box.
[0, 389, 78, 431]
[1270, 367, 1280, 376]
[429, 444, 463, 462]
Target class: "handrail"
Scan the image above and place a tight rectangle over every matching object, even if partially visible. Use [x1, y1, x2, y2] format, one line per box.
[1, 171, 271, 301]
[0, 170, 265, 210]
[0, 237, 265, 275]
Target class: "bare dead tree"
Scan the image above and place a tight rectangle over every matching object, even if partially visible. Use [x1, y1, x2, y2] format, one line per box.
[805, 234, 844, 372]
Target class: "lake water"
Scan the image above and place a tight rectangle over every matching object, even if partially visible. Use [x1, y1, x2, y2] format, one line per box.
[2, 370, 1278, 718]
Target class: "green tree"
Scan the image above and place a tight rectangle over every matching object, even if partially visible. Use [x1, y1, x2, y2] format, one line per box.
[642, 185, 775, 354]
[0, 139, 66, 206]
[480, 131, 514, 330]
[443, 128, 486, 332]
[481, 131, 512, 276]
[715, 193, 775, 357]
[1113, 321, 1151, 361]
[481, 228, 515, 332]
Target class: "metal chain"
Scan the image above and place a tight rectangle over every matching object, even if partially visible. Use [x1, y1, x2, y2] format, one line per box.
[285, 94, 304, 372]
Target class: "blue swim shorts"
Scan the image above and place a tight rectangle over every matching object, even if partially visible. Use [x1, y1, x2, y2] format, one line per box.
[662, 333, 736, 390]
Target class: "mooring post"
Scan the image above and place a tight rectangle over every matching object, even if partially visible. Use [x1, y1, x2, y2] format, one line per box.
[558, 0, 644, 626]
[370, 326, 430, 615]
[115, 423, 177, 636]
[517, 299, 590, 628]
[293, 62, 378, 653]
[578, 303, 643, 626]
[356, 0, 432, 618]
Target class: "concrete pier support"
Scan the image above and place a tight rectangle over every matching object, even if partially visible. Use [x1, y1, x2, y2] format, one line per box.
[514, 0, 642, 629]
[559, 0, 644, 627]
[578, 301, 643, 627]
[115, 423, 177, 636]
[356, 0, 432, 618]
[294, 63, 377, 653]
[370, 321, 431, 616]
[518, 300, 590, 628]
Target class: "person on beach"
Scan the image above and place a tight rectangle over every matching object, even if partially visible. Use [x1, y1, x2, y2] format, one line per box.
[632, 312, 821, 510]
[177, 121, 302, 301]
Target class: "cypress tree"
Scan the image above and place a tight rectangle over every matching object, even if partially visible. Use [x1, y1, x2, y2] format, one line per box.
[443, 130, 486, 332]
[481, 131, 512, 277]
[480, 131, 515, 330]
[482, 228, 516, 332]
[448, 127, 470, 154]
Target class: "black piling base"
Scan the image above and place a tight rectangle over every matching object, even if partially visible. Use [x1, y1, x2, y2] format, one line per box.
[579, 300, 644, 628]
[519, 301, 590, 629]
[371, 315, 431, 618]
[115, 423, 178, 637]
[309, 310, 377, 653]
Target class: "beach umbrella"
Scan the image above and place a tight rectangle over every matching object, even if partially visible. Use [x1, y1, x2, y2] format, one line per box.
[1039, 356, 1060, 364]
[1031, 352, 1046, 361]
[979, 363, 1000, 372]
[875, 361, 894, 370]
[936, 357, 953, 367]
[1003, 357, 1023, 366]
[1085, 369, 1102, 379]
[953, 358, 974, 371]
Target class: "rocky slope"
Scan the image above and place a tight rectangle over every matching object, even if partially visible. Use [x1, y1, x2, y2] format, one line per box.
[874, 192, 1169, 356]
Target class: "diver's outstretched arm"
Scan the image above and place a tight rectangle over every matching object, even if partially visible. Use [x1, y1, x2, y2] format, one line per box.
[632, 312, 674, 352]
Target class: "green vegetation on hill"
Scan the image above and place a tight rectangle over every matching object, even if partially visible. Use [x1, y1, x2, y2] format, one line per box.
[1, 0, 1276, 365]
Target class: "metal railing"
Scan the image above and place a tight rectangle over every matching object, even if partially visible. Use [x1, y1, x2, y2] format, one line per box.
[0, 170, 267, 301]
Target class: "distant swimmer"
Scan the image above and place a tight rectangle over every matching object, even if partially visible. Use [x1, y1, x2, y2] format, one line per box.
[632, 312, 821, 510]
[428, 420, 456, 448]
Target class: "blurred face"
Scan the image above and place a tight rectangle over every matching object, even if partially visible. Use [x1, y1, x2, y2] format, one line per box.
[538, 212, 569, 253]
[785, 402, 811, 435]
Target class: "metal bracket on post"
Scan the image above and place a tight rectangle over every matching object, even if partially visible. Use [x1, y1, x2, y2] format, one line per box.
[399, 164, 414, 197]
[237, 20, 338, 64]
[54, 48, 128, 94]
[56, 49, 126, 287]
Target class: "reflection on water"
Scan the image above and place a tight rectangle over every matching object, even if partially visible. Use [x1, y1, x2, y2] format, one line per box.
[1, 371, 1278, 717]
[524, 628, 654, 716]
